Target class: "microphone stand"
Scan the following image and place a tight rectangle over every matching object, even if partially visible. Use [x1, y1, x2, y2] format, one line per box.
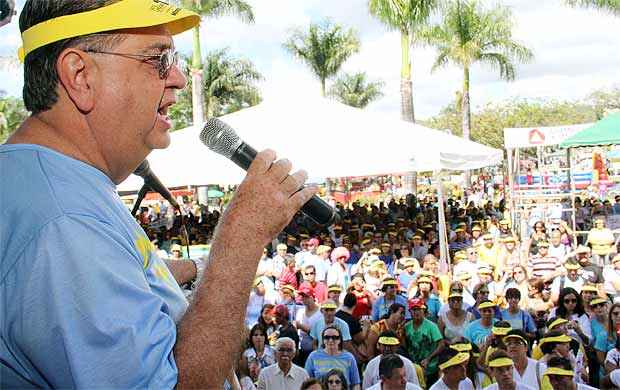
[132, 183, 152, 217]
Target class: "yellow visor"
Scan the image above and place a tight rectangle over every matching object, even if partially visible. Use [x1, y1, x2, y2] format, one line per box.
[548, 318, 568, 330]
[378, 336, 400, 346]
[544, 367, 574, 377]
[489, 357, 513, 368]
[590, 297, 608, 306]
[540, 334, 571, 347]
[478, 302, 496, 310]
[19, 0, 200, 62]
[321, 303, 338, 310]
[450, 343, 472, 352]
[503, 334, 528, 345]
[439, 352, 470, 370]
[492, 326, 512, 336]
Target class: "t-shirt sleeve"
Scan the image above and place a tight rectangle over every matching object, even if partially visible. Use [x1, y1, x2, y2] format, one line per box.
[339, 320, 352, 341]
[371, 299, 381, 321]
[524, 312, 537, 333]
[304, 353, 316, 377]
[14, 215, 180, 388]
[348, 353, 361, 385]
[430, 322, 443, 343]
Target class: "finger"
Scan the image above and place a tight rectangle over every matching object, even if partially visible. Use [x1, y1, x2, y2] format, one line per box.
[288, 185, 318, 212]
[268, 158, 293, 183]
[281, 170, 308, 195]
[247, 149, 276, 176]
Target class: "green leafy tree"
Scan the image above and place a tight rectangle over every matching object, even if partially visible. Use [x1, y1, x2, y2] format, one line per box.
[424, 97, 597, 149]
[181, 0, 254, 126]
[368, 0, 441, 123]
[564, 0, 620, 15]
[586, 86, 620, 118]
[0, 92, 28, 143]
[283, 20, 360, 96]
[328, 72, 385, 108]
[422, 0, 533, 142]
[168, 49, 262, 131]
[421, 0, 533, 183]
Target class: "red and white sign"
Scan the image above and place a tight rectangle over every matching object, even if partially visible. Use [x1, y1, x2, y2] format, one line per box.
[504, 123, 592, 149]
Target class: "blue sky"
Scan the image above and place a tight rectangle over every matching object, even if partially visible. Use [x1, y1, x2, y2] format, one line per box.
[2, 0, 620, 119]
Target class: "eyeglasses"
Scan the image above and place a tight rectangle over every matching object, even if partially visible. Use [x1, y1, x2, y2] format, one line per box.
[328, 379, 342, 385]
[479, 291, 489, 295]
[612, 311, 620, 316]
[87, 49, 179, 79]
[564, 298, 577, 304]
[323, 335, 340, 341]
[277, 347, 294, 353]
[305, 272, 315, 276]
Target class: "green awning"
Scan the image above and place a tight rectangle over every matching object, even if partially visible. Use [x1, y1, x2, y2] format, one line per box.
[560, 112, 620, 148]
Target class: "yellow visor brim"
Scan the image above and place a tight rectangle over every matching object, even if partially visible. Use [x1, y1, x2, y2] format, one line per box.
[19, 0, 200, 61]
[544, 367, 574, 377]
[489, 357, 513, 368]
[378, 336, 400, 346]
[439, 352, 470, 370]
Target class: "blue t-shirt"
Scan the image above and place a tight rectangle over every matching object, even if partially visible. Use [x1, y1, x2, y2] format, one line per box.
[372, 294, 411, 321]
[310, 317, 352, 346]
[593, 318, 614, 353]
[0, 145, 188, 388]
[500, 309, 536, 333]
[304, 349, 360, 385]
[463, 319, 497, 347]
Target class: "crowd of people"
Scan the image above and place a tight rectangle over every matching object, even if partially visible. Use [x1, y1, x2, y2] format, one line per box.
[141, 191, 620, 390]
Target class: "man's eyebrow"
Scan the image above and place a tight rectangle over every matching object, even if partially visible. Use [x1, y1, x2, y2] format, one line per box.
[140, 42, 173, 54]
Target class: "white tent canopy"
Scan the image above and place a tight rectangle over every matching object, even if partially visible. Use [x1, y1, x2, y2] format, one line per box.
[118, 95, 502, 192]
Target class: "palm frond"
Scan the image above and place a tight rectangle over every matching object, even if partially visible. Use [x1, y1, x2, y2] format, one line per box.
[564, 0, 620, 15]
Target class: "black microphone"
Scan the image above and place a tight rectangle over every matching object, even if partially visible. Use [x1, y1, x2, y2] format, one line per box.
[133, 160, 180, 210]
[199, 118, 339, 227]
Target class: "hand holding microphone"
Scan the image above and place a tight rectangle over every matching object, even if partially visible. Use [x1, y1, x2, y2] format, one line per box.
[200, 118, 339, 227]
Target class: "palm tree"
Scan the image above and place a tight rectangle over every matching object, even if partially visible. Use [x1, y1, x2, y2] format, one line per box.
[368, 0, 441, 123]
[421, 0, 533, 149]
[169, 49, 262, 130]
[181, 0, 254, 126]
[283, 20, 360, 97]
[328, 72, 385, 108]
[564, 0, 620, 15]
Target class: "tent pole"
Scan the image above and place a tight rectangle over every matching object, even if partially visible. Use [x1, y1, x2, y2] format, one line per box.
[507, 148, 515, 225]
[435, 171, 450, 275]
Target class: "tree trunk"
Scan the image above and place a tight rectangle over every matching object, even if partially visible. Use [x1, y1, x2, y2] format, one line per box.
[191, 25, 205, 126]
[320, 78, 326, 97]
[462, 65, 471, 186]
[400, 30, 417, 194]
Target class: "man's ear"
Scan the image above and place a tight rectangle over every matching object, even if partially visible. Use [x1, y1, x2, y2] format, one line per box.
[56, 48, 97, 113]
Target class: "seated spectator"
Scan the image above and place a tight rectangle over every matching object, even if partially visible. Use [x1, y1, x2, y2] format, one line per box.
[299, 264, 328, 304]
[372, 277, 410, 322]
[367, 303, 407, 358]
[544, 355, 597, 390]
[429, 348, 472, 390]
[363, 330, 425, 390]
[322, 368, 348, 390]
[366, 353, 423, 390]
[257, 337, 309, 390]
[464, 300, 498, 348]
[310, 301, 352, 351]
[241, 324, 276, 372]
[504, 330, 539, 389]
[404, 298, 443, 386]
[305, 326, 361, 390]
[500, 288, 536, 339]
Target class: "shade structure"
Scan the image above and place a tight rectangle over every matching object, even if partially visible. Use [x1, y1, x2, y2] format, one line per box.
[118, 95, 502, 191]
[560, 112, 620, 148]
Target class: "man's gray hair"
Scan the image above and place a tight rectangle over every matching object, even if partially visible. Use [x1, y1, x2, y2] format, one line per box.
[19, 0, 124, 114]
[275, 337, 296, 351]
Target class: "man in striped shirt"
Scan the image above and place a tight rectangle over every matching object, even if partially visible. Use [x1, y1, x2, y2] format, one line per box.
[527, 241, 561, 282]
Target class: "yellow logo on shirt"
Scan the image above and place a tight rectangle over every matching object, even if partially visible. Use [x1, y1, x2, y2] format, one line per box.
[135, 234, 153, 269]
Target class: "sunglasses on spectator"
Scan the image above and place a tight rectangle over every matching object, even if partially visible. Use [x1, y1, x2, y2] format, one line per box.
[277, 348, 294, 353]
[305, 272, 315, 276]
[323, 335, 340, 340]
[564, 298, 577, 304]
[328, 379, 342, 385]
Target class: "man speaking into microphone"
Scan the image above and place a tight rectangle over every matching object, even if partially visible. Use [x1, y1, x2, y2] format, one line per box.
[0, 0, 317, 388]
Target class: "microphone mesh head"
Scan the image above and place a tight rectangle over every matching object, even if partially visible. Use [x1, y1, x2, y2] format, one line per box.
[200, 118, 242, 159]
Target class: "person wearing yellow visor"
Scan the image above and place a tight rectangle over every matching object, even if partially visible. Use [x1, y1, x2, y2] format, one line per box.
[484, 349, 535, 390]
[429, 348, 471, 390]
[2, 1, 318, 389]
[544, 356, 597, 390]
[504, 330, 538, 390]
